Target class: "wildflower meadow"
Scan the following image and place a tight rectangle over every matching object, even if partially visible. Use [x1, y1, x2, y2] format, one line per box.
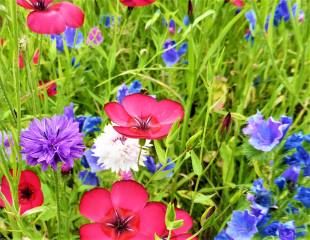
[0, 0, 309, 239]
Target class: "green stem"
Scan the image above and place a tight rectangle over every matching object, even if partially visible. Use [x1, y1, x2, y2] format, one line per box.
[53, 171, 62, 238]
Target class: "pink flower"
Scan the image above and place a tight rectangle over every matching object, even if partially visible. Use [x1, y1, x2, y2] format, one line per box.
[104, 94, 184, 140]
[120, 0, 156, 7]
[86, 27, 104, 46]
[231, 0, 244, 8]
[17, 0, 84, 34]
[32, 48, 40, 65]
[79, 180, 166, 239]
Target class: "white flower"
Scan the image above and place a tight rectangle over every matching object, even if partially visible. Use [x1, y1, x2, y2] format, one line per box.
[92, 125, 151, 173]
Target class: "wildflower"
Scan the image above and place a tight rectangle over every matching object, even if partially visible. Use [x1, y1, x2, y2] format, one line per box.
[119, 0, 156, 7]
[278, 221, 296, 240]
[100, 15, 121, 28]
[162, 40, 188, 67]
[39, 80, 57, 97]
[20, 115, 85, 170]
[260, 221, 281, 237]
[284, 147, 310, 177]
[79, 171, 99, 186]
[225, 210, 258, 240]
[18, 52, 25, 69]
[92, 125, 151, 173]
[117, 80, 142, 103]
[231, 0, 244, 8]
[119, 171, 134, 180]
[168, 19, 176, 34]
[245, 10, 256, 41]
[51, 27, 84, 52]
[0, 132, 12, 155]
[215, 231, 232, 240]
[284, 132, 308, 150]
[220, 112, 232, 134]
[144, 156, 175, 177]
[275, 166, 300, 190]
[32, 48, 40, 64]
[294, 186, 310, 208]
[86, 27, 104, 46]
[79, 180, 166, 239]
[81, 148, 103, 173]
[104, 93, 184, 139]
[0, 170, 44, 214]
[243, 112, 292, 152]
[17, 0, 84, 34]
[76, 116, 102, 136]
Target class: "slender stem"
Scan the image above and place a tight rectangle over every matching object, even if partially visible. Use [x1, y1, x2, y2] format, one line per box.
[53, 171, 62, 238]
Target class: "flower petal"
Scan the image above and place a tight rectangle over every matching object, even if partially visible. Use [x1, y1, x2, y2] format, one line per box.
[173, 234, 198, 240]
[17, 0, 34, 9]
[172, 209, 193, 235]
[120, 0, 156, 7]
[153, 100, 184, 125]
[52, 2, 84, 28]
[27, 10, 66, 34]
[79, 188, 112, 222]
[111, 180, 148, 212]
[0, 175, 12, 207]
[121, 94, 158, 118]
[20, 170, 42, 189]
[104, 102, 131, 126]
[138, 202, 166, 236]
[80, 223, 110, 240]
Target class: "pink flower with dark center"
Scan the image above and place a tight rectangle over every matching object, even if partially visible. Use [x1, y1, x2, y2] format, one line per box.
[120, 0, 156, 7]
[79, 180, 166, 239]
[17, 0, 84, 34]
[104, 94, 184, 140]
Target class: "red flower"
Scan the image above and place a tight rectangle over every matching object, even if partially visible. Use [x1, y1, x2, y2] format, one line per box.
[120, 0, 156, 7]
[0, 170, 44, 214]
[17, 0, 84, 34]
[39, 80, 57, 97]
[231, 0, 244, 7]
[79, 180, 166, 240]
[32, 48, 40, 65]
[18, 52, 25, 69]
[104, 94, 184, 140]
[161, 208, 198, 240]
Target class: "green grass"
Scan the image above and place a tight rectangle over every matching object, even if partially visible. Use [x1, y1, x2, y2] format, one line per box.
[0, 0, 309, 239]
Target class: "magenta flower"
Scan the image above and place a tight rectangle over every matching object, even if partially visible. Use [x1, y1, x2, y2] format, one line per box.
[86, 27, 104, 46]
[243, 112, 292, 152]
[20, 116, 85, 170]
[104, 94, 184, 140]
[79, 180, 166, 239]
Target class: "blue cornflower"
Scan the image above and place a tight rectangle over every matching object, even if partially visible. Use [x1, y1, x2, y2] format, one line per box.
[162, 40, 188, 67]
[275, 166, 300, 190]
[81, 148, 103, 173]
[116, 80, 142, 103]
[79, 170, 99, 186]
[51, 27, 84, 52]
[226, 210, 258, 240]
[243, 112, 292, 152]
[285, 132, 305, 150]
[294, 186, 310, 208]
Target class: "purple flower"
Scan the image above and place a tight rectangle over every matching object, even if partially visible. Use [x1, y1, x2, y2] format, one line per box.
[116, 80, 142, 103]
[86, 27, 104, 46]
[20, 116, 85, 170]
[275, 166, 300, 190]
[243, 112, 292, 152]
[162, 40, 188, 67]
[278, 221, 296, 240]
[294, 186, 310, 208]
[51, 27, 84, 52]
[64, 103, 75, 120]
[0, 132, 12, 155]
[226, 210, 258, 240]
[168, 19, 176, 34]
[79, 170, 99, 186]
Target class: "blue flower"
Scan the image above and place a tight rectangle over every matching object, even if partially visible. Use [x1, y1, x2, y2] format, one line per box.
[162, 40, 188, 67]
[144, 156, 157, 173]
[79, 170, 99, 186]
[285, 132, 305, 150]
[82, 148, 103, 173]
[285, 147, 310, 177]
[294, 186, 310, 208]
[117, 80, 142, 103]
[183, 15, 190, 26]
[144, 156, 175, 177]
[275, 166, 300, 190]
[226, 210, 258, 240]
[260, 221, 280, 237]
[100, 15, 121, 28]
[278, 221, 296, 240]
[245, 10, 256, 41]
[168, 19, 176, 34]
[243, 112, 292, 152]
[51, 27, 83, 52]
[214, 231, 232, 240]
[76, 116, 102, 135]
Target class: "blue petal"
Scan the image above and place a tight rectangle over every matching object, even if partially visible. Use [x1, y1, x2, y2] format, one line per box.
[79, 170, 99, 186]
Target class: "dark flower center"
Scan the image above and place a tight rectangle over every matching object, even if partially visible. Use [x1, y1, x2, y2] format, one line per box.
[106, 210, 134, 236]
[19, 186, 34, 201]
[132, 116, 153, 130]
[33, 0, 48, 10]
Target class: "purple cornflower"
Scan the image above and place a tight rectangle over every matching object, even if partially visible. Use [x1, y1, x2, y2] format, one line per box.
[20, 116, 85, 170]
[162, 40, 188, 67]
[51, 27, 84, 52]
[86, 27, 104, 46]
[243, 112, 292, 152]
[226, 210, 258, 240]
[294, 186, 310, 208]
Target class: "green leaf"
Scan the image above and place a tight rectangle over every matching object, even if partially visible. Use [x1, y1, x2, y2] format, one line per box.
[165, 121, 180, 147]
[154, 140, 166, 165]
[145, 9, 161, 30]
[186, 130, 202, 149]
[220, 143, 234, 184]
[191, 150, 203, 176]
